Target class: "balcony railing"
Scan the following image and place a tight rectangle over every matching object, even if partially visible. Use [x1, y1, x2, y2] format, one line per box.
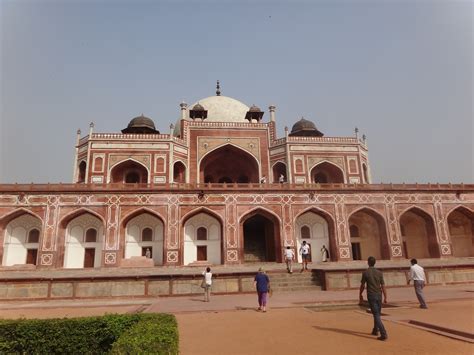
[78, 134, 186, 146]
[271, 136, 366, 147]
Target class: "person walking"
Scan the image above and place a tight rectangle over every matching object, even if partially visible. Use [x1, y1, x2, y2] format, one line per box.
[254, 267, 270, 312]
[284, 246, 295, 273]
[407, 258, 428, 309]
[299, 241, 311, 271]
[320, 245, 329, 262]
[201, 267, 212, 302]
[359, 256, 388, 341]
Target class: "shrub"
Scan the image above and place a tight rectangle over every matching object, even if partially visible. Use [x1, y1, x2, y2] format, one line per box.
[0, 313, 178, 355]
[110, 313, 179, 355]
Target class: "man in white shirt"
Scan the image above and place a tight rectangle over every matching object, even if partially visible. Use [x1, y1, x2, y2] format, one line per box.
[284, 246, 295, 273]
[299, 241, 311, 272]
[407, 258, 428, 309]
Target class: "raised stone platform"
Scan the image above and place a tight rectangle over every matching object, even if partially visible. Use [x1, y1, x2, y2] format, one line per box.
[0, 258, 472, 300]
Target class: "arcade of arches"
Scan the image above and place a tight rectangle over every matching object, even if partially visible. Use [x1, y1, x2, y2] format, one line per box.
[200, 145, 259, 184]
[1, 204, 473, 268]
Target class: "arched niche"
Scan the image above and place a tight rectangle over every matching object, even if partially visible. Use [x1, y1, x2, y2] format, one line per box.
[447, 207, 474, 257]
[183, 212, 222, 265]
[272, 162, 287, 183]
[348, 208, 390, 261]
[110, 160, 149, 183]
[63, 213, 105, 268]
[295, 210, 335, 263]
[240, 209, 281, 262]
[200, 145, 259, 183]
[399, 208, 440, 259]
[2, 213, 42, 266]
[311, 161, 344, 183]
[173, 161, 186, 183]
[124, 212, 164, 265]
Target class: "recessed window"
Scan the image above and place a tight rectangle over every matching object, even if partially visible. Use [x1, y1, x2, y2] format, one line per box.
[85, 228, 97, 242]
[27, 229, 40, 243]
[295, 159, 303, 173]
[301, 226, 311, 239]
[350, 225, 360, 238]
[126, 172, 140, 183]
[349, 159, 357, 174]
[197, 227, 207, 240]
[142, 228, 153, 241]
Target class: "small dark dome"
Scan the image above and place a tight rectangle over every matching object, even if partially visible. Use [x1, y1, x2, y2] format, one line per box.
[192, 103, 206, 111]
[289, 117, 324, 137]
[121, 114, 159, 134]
[248, 104, 262, 112]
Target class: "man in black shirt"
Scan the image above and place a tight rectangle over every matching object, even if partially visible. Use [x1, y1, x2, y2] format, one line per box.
[359, 256, 388, 341]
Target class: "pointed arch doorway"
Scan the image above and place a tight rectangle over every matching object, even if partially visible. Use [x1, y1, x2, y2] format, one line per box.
[241, 210, 281, 262]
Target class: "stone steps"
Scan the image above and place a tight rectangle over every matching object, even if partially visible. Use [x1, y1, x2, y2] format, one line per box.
[268, 271, 321, 292]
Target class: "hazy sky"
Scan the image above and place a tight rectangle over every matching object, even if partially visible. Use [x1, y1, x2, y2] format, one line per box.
[1, 0, 472, 184]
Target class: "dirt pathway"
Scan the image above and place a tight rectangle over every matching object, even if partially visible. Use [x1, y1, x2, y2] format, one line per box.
[177, 306, 472, 355]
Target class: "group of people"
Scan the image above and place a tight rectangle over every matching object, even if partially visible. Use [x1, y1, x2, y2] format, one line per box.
[283, 242, 329, 273]
[259, 174, 286, 184]
[359, 257, 428, 341]
[201, 256, 428, 342]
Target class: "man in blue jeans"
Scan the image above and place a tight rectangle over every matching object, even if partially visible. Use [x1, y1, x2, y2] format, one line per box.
[359, 256, 388, 341]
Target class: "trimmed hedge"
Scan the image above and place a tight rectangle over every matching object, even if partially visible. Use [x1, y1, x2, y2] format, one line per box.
[0, 313, 178, 354]
[111, 314, 178, 354]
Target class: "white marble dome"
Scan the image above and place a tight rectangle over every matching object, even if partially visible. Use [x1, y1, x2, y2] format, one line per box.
[189, 95, 249, 122]
[174, 95, 250, 136]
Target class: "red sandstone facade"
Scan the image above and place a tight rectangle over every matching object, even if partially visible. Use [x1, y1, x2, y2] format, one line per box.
[1, 89, 473, 269]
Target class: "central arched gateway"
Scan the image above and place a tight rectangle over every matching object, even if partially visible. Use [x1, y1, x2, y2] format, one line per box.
[110, 160, 149, 183]
[241, 209, 281, 262]
[200, 145, 259, 183]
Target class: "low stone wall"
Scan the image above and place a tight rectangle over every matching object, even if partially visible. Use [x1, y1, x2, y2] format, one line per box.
[319, 265, 474, 291]
[0, 273, 258, 301]
[0, 265, 473, 300]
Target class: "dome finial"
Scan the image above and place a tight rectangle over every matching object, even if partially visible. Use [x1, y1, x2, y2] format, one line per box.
[216, 80, 221, 96]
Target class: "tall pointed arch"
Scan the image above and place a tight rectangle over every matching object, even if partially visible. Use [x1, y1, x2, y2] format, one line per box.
[399, 207, 439, 259]
[447, 206, 474, 257]
[310, 160, 345, 184]
[294, 207, 337, 262]
[348, 207, 390, 260]
[182, 208, 223, 265]
[199, 144, 259, 183]
[240, 207, 282, 262]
